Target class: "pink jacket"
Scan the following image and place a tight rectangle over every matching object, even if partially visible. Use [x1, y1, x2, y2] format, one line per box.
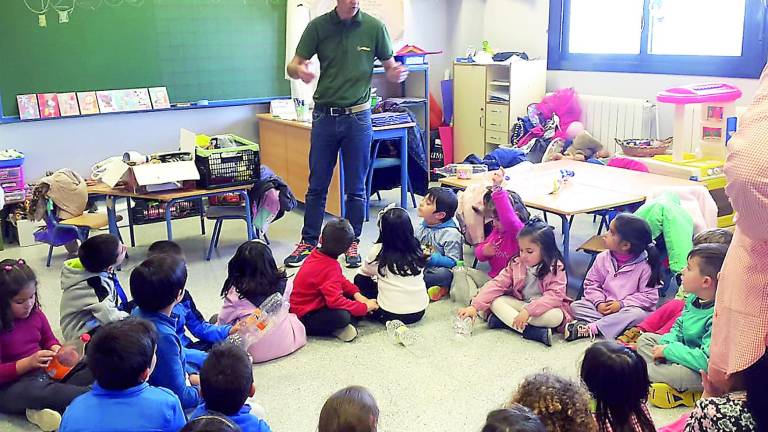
[218, 282, 307, 364]
[471, 257, 573, 328]
[583, 251, 658, 311]
[474, 189, 524, 278]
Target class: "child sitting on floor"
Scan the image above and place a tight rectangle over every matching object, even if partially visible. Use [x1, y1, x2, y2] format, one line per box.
[639, 244, 728, 409]
[415, 186, 463, 301]
[60, 234, 129, 340]
[59, 318, 186, 432]
[130, 255, 202, 409]
[0, 259, 93, 432]
[510, 372, 597, 432]
[354, 204, 429, 325]
[581, 341, 656, 432]
[318, 386, 379, 432]
[190, 344, 271, 432]
[617, 228, 733, 348]
[474, 169, 529, 278]
[290, 219, 378, 342]
[458, 219, 571, 347]
[482, 405, 546, 432]
[146, 241, 233, 370]
[566, 214, 661, 341]
[218, 240, 306, 363]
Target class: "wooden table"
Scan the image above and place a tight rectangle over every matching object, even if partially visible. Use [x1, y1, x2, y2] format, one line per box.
[257, 114, 416, 217]
[88, 183, 254, 244]
[440, 159, 701, 266]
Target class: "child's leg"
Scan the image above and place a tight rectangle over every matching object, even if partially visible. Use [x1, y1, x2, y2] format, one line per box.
[594, 307, 650, 339]
[637, 333, 703, 391]
[353, 274, 378, 300]
[569, 299, 604, 324]
[378, 309, 426, 325]
[490, 297, 564, 329]
[0, 372, 89, 415]
[423, 267, 453, 288]
[528, 309, 565, 328]
[300, 308, 352, 336]
[637, 299, 685, 333]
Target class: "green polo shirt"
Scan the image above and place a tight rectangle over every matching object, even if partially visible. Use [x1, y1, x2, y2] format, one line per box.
[295, 9, 393, 108]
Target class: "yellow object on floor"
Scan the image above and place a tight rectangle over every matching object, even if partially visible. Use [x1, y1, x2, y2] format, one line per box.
[648, 383, 702, 409]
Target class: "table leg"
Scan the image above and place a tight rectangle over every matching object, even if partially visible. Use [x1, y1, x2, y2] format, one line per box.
[165, 199, 175, 240]
[126, 198, 136, 248]
[241, 190, 254, 240]
[106, 196, 120, 238]
[199, 198, 206, 235]
[559, 213, 572, 270]
[399, 129, 408, 208]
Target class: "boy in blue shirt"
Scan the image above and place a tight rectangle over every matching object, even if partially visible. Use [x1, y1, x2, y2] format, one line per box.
[190, 344, 271, 432]
[415, 187, 463, 301]
[60, 318, 186, 432]
[147, 241, 232, 370]
[130, 254, 202, 409]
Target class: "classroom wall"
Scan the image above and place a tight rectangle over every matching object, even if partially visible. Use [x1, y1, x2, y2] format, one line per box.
[0, 0, 451, 182]
[451, 0, 762, 137]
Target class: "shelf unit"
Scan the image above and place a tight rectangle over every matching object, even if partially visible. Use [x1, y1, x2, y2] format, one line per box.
[453, 60, 546, 161]
[372, 64, 429, 148]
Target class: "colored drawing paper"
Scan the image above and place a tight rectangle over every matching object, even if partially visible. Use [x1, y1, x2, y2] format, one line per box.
[148, 87, 171, 109]
[114, 88, 152, 112]
[16, 94, 40, 120]
[37, 93, 60, 118]
[96, 90, 118, 113]
[58, 92, 80, 117]
[77, 91, 100, 115]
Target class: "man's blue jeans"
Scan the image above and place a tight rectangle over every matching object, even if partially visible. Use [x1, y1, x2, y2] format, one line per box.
[301, 109, 372, 244]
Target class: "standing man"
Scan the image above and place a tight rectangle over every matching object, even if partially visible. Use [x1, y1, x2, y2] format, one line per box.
[284, 0, 408, 268]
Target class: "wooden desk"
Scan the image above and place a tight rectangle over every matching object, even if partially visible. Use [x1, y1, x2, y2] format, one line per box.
[257, 114, 416, 217]
[440, 160, 702, 267]
[88, 183, 254, 245]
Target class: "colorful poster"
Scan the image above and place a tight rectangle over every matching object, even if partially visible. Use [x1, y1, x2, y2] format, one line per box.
[114, 88, 153, 112]
[96, 90, 118, 113]
[148, 87, 171, 109]
[16, 94, 40, 120]
[37, 93, 60, 118]
[58, 92, 80, 117]
[77, 91, 100, 115]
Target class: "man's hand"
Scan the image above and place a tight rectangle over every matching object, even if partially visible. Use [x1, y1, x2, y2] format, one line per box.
[385, 62, 409, 83]
[296, 61, 317, 84]
[652, 345, 667, 361]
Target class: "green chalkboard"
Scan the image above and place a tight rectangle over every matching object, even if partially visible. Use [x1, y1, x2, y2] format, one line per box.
[0, 0, 289, 119]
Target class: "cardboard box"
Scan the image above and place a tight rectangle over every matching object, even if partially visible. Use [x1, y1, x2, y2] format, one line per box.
[15, 218, 46, 247]
[100, 155, 200, 194]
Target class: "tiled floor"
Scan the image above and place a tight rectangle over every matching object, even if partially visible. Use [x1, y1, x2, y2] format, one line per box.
[0, 190, 687, 431]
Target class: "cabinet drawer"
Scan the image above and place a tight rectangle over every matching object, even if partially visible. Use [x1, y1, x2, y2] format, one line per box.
[485, 104, 509, 132]
[486, 130, 508, 146]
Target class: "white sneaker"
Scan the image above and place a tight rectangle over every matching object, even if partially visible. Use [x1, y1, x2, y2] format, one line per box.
[332, 324, 358, 342]
[26, 409, 61, 431]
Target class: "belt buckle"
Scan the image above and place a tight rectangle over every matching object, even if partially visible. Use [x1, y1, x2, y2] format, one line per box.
[329, 107, 344, 116]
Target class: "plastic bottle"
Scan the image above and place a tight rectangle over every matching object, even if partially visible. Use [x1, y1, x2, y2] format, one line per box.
[47, 333, 90, 380]
[450, 260, 472, 305]
[226, 293, 288, 350]
[385, 320, 418, 346]
[453, 315, 474, 339]
[432, 163, 488, 178]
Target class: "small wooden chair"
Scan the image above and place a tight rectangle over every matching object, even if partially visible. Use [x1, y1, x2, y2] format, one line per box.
[43, 203, 121, 267]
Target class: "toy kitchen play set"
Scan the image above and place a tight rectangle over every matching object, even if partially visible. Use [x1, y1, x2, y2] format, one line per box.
[641, 83, 741, 228]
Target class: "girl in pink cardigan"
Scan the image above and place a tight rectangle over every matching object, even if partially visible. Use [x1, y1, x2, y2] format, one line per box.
[474, 170, 530, 278]
[218, 241, 306, 363]
[458, 218, 572, 346]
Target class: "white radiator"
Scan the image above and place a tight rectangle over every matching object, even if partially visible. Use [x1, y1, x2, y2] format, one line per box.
[578, 95, 657, 154]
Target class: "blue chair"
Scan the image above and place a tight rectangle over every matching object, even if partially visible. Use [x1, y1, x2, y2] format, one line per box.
[364, 139, 417, 221]
[38, 200, 117, 267]
[205, 205, 267, 261]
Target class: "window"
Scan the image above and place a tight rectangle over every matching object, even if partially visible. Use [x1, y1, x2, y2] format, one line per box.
[548, 0, 768, 78]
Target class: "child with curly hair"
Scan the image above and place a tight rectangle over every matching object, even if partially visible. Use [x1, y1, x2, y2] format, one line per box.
[510, 372, 597, 432]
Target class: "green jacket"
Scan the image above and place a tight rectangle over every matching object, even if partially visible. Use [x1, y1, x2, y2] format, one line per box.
[635, 192, 694, 274]
[660, 294, 714, 372]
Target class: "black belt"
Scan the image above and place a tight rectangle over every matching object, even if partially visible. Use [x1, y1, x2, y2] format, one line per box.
[314, 102, 371, 116]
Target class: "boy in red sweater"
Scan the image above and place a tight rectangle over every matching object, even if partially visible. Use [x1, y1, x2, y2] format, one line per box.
[290, 219, 378, 341]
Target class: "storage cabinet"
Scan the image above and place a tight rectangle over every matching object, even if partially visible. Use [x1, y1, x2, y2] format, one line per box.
[453, 61, 546, 162]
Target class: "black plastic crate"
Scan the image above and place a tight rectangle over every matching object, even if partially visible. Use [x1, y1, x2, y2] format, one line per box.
[130, 199, 202, 225]
[195, 135, 260, 189]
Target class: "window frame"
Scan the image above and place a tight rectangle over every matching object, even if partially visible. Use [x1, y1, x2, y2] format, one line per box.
[547, 0, 768, 78]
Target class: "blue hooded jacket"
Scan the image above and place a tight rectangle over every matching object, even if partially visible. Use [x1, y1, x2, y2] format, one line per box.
[191, 404, 271, 432]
